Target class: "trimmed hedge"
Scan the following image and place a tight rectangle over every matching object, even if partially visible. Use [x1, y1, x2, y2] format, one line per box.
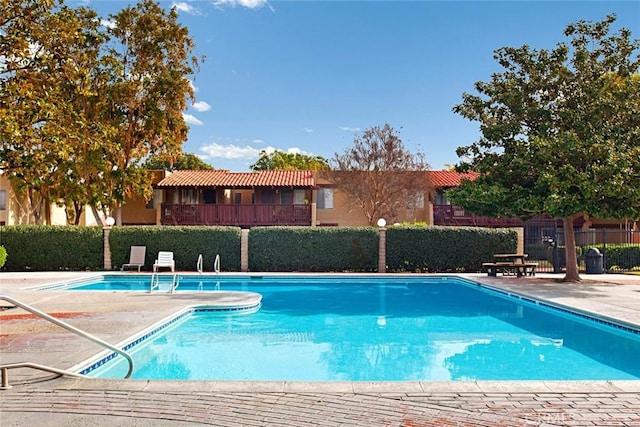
[0, 225, 518, 273]
[587, 244, 640, 270]
[109, 226, 242, 272]
[546, 245, 583, 265]
[525, 243, 550, 262]
[248, 226, 378, 272]
[386, 226, 518, 272]
[0, 225, 242, 272]
[1, 226, 102, 271]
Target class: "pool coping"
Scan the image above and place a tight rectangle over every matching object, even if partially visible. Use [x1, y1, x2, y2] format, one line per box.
[50, 376, 640, 394]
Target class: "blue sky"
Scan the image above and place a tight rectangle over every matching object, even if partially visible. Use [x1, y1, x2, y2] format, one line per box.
[85, 1, 639, 171]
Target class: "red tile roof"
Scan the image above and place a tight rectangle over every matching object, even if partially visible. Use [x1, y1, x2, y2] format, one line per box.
[155, 169, 476, 189]
[427, 170, 478, 188]
[155, 170, 315, 188]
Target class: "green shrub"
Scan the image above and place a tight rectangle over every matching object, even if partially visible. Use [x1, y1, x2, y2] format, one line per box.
[0, 225, 520, 273]
[1, 226, 102, 271]
[525, 243, 551, 261]
[587, 244, 640, 270]
[0, 245, 7, 268]
[0, 225, 241, 271]
[546, 245, 583, 264]
[386, 226, 518, 272]
[109, 226, 242, 271]
[249, 226, 378, 272]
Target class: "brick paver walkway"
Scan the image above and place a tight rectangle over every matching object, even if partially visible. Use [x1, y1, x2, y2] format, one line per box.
[2, 385, 640, 426]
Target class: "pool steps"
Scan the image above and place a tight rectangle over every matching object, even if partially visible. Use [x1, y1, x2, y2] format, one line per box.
[75, 297, 262, 377]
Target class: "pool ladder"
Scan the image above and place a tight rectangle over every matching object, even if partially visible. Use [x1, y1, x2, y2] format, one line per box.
[0, 295, 134, 389]
[149, 273, 179, 293]
[197, 254, 220, 274]
[214, 254, 221, 274]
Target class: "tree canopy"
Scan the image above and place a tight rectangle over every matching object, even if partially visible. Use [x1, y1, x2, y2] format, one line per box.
[250, 149, 330, 171]
[331, 123, 430, 226]
[144, 152, 214, 170]
[0, 0, 200, 225]
[448, 14, 640, 281]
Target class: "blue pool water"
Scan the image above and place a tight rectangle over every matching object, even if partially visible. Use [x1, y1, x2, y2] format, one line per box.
[70, 276, 640, 381]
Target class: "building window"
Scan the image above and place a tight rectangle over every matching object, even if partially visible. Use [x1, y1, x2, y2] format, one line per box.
[262, 189, 276, 204]
[146, 189, 163, 210]
[294, 189, 306, 205]
[317, 188, 333, 209]
[407, 192, 424, 210]
[233, 193, 242, 204]
[0, 190, 6, 210]
[280, 189, 293, 205]
[203, 189, 216, 204]
[181, 189, 198, 204]
[434, 190, 450, 205]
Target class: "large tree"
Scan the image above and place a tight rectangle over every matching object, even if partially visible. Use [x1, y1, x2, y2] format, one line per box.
[0, 1, 106, 224]
[332, 123, 429, 226]
[144, 152, 214, 170]
[0, 0, 200, 225]
[97, 0, 200, 224]
[448, 15, 640, 281]
[250, 149, 330, 171]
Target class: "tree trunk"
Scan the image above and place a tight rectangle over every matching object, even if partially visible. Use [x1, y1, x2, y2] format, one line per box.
[73, 202, 83, 226]
[114, 205, 122, 226]
[91, 205, 105, 226]
[44, 197, 51, 225]
[28, 187, 43, 225]
[562, 217, 581, 282]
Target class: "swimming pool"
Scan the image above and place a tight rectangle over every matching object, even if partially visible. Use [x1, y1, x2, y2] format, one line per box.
[66, 275, 640, 381]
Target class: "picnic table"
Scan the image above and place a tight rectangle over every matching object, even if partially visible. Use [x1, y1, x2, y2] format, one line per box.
[483, 253, 537, 278]
[493, 253, 528, 263]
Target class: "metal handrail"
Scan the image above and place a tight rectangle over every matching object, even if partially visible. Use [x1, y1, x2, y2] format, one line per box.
[1, 362, 85, 389]
[214, 254, 221, 274]
[150, 273, 178, 293]
[150, 272, 158, 292]
[197, 254, 203, 273]
[170, 274, 179, 293]
[0, 295, 134, 388]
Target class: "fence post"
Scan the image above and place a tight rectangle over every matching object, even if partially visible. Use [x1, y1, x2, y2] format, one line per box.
[102, 217, 115, 270]
[377, 219, 386, 273]
[241, 229, 249, 272]
[602, 228, 607, 272]
[553, 222, 561, 273]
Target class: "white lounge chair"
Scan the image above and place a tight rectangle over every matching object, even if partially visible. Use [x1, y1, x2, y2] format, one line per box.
[121, 246, 146, 272]
[153, 251, 175, 272]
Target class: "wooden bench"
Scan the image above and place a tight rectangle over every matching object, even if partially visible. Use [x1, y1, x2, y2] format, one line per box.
[483, 262, 538, 278]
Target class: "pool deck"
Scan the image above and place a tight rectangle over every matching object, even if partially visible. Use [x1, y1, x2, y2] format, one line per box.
[1, 271, 640, 426]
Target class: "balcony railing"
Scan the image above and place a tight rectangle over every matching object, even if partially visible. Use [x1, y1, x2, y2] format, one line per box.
[161, 203, 312, 227]
[433, 205, 523, 227]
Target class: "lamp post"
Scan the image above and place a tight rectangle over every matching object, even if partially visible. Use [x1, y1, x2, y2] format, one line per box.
[103, 216, 115, 271]
[377, 218, 386, 273]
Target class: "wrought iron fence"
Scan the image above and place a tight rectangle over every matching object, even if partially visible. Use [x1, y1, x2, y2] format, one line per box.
[524, 220, 640, 273]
